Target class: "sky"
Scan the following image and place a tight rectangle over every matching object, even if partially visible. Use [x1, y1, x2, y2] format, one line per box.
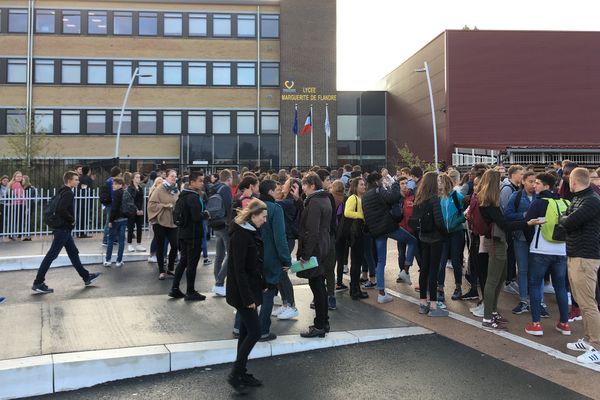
[337, 0, 600, 90]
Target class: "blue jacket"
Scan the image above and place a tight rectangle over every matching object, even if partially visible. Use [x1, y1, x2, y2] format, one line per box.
[259, 195, 292, 286]
[505, 189, 534, 241]
[524, 190, 560, 243]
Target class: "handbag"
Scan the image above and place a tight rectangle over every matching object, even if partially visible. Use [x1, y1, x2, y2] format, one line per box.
[349, 195, 365, 243]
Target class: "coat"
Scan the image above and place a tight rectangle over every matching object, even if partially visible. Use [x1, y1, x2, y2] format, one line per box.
[260, 195, 292, 286]
[147, 183, 178, 228]
[177, 188, 206, 241]
[362, 182, 401, 238]
[296, 190, 332, 278]
[559, 186, 600, 259]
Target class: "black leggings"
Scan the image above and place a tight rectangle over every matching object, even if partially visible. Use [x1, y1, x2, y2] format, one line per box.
[477, 253, 489, 298]
[234, 307, 261, 374]
[127, 215, 144, 244]
[154, 224, 178, 273]
[349, 233, 365, 295]
[335, 232, 349, 285]
[419, 240, 443, 302]
[173, 239, 201, 294]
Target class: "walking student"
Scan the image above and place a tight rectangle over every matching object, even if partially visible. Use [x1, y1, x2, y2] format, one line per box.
[101, 166, 121, 246]
[104, 177, 131, 268]
[127, 172, 146, 252]
[32, 171, 101, 293]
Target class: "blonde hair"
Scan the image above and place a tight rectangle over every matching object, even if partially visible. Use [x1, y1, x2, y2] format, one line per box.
[149, 177, 164, 196]
[439, 174, 454, 197]
[234, 198, 267, 225]
[571, 167, 590, 187]
[447, 169, 460, 187]
[477, 170, 501, 207]
[330, 179, 345, 194]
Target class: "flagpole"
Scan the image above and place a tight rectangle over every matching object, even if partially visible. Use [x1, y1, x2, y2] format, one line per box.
[325, 103, 329, 167]
[294, 104, 298, 167]
[310, 104, 314, 166]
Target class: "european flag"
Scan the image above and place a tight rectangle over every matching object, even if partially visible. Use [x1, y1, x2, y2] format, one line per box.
[293, 105, 299, 135]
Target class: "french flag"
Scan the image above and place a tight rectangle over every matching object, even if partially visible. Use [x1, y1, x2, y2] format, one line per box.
[300, 110, 312, 136]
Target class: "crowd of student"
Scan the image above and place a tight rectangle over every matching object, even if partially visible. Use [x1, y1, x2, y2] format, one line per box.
[3, 159, 600, 392]
[0, 171, 38, 241]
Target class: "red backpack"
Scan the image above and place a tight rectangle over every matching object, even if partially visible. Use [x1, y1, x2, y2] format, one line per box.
[466, 193, 492, 236]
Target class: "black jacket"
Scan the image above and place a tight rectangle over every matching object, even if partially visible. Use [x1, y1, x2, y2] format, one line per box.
[109, 188, 126, 222]
[78, 175, 94, 190]
[559, 186, 600, 259]
[415, 196, 447, 243]
[480, 205, 527, 240]
[362, 182, 401, 238]
[226, 222, 265, 309]
[54, 186, 76, 230]
[177, 188, 206, 241]
[297, 190, 332, 278]
[127, 185, 144, 211]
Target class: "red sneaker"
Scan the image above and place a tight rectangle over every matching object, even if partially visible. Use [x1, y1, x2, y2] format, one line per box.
[568, 307, 582, 322]
[555, 322, 572, 336]
[525, 322, 543, 336]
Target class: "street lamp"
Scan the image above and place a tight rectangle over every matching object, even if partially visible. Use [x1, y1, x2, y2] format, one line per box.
[114, 67, 153, 159]
[415, 61, 439, 172]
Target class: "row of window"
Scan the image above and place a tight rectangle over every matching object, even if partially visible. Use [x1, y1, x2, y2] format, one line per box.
[1, 8, 279, 38]
[2, 109, 280, 136]
[2, 59, 280, 87]
[188, 135, 279, 166]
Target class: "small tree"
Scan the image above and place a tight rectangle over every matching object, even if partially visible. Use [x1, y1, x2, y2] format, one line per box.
[5, 108, 51, 168]
[396, 143, 440, 172]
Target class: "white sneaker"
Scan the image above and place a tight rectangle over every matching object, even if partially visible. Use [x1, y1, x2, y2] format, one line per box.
[577, 348, 600, 364]
[272, 306, 285, 317]
[135, 245, 146, 252]
[103, 261, 112, 267]
[147, 256, 157, 263]
[212, 285, 226, 297]
[399, 270, 412, 285]
[503, 282, 519, 295]
[446, 260, 453, 269]
[115, 262, 124, 268]
[377, 293, 393, 304]
[543, 283, 555, 294]
[567, 338, 592, 352]
[128, 245, 135, 252]
[343, 264, 349, 274]
[277, 307, 299, 320]
[470, 303, 484, 318]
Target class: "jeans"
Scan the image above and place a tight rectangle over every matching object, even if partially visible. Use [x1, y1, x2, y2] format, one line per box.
[506, 234, 517, 283]
[362, 234, 377, 277]
[214, 227, 229, 286]
[278, 238, 296, 307]
[438, 229, 465, 286]
[154, 224, 178, 274]
[34, 229, 90, 285]
[202, 220, 209, 258]
[529, 253, 568, 323]
[102, 206, 111, 244]
[419, 240, 444, 302]
[173, 239, 202, 294]
[233, 307, 261, 374]
[106, 219, 127, 263]
[259, 288, 278, 336]
[127, 215, 144, 244]
[514, 239, 544, 303]
[375, 227, 417, 290]
[308, 275, 329, 329]
[483, 238, 507, 320]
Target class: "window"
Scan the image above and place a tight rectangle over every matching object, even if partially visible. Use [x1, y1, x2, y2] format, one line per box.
[61, 60, 81, 84]
[261, 62, 279, 86]
[6, 110, 26, 134]
[138, 62, 157, 85]
[9, 9, 28, 33]
[113, 111, 131, 134]
[164, 13, 182, 36]
[164, 111, 181, 134]
[189, 14, 207, 36]
[239, 136, 258, 164]
[213, 111, 231, 134]
[261, 111, 279, 134]
[188, 111, 206, 134]
[35, 10, 55, 33]
[87, 111, 106, 134]
[213, 14, 231, 36]
[361, 141, 386, 156]
[35, 110, 54, 134]
[139, 12, 158, 36]
[260, 136, 280, 168]
[62, 10, 81, 34]
[113, 61, 132, 84]
[237, 63, 255, 86]
[138, 111, 156, 134]
[35, 60, 54, 83]
[7, 59, 26, 83]
[61, 110, 80, 134]
[359, 116, 386, 140]
[113, 12, 132, 35]
[261, 15, 279, 38]
[213, 63, 231, 86]
[214, 136, 237, 164]
[163, 62, 182, 85]
[188, 62, 207, 85]
[88, 61, 107, 84]
[237, 112, 255, 134]
[88, 11, 107, 34]
[237, 15, 256, 37]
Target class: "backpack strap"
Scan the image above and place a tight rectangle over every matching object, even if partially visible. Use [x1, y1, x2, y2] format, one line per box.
[451, 191, 461, 212]
[514, 190, 523, 211]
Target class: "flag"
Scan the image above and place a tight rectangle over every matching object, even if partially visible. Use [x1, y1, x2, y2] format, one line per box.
[293, 104, 298, 135]
[300, 110, 312, 136]
[324, 104, 331, 138]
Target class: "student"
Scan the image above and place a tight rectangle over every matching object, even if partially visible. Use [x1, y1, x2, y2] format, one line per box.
[343, 177, 369, 300]
[397, 176, 416, 284]
[500, 165, 524, 296]
[209, 169, 234, 297]
[32, 171, 101, 293]
[102, 166, 122, 246]
[104, 177, 130, 268]
[127, 172, 146, 252]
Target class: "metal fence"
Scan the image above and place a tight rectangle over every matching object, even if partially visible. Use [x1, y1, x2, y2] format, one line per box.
[0, 188, 148, 238]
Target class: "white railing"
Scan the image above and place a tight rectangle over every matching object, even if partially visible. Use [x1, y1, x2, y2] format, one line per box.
[0, 188, 148, 238]
[452, 153, 497, 167]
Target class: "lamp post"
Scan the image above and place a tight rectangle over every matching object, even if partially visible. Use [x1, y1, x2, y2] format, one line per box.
[115, 67, 153, 159]
[415, 61, 439, 172]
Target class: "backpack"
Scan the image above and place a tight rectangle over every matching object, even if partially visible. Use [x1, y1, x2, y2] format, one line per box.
[466, 193, 492, 236]
[172, 196, 188, 228]
[99, 183, 111, 206]
[408, 200, 435, 234]
[540, 198, 570, 242]
[44, 191, 65, 229]
[445, 191, 466, 232]
[376, 187, 403, 223]
[206, 185, 227, 229]
[120, 189, 137, 218]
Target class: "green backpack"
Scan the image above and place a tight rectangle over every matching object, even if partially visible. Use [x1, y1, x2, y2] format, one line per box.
[540, 198, 570, 243]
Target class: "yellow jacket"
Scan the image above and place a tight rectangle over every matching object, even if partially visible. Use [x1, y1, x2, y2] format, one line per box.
[344, 194, 364, 220]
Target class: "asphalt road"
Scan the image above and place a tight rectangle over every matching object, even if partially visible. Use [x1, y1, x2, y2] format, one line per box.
[27, 335, 589, 400]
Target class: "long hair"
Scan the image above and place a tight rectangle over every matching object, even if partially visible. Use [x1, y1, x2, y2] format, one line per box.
[149, 177, 164, 197]
[234, 198, 267, 225]
[8, 170, 23, 191]
[348, 177, 364, 197]
[438, 174, 454, 198]
[477, 169, 501, 207]
[414, 172, 439, 206]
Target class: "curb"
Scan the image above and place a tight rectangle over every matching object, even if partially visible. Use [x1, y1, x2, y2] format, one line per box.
[0, 326, 432, 399]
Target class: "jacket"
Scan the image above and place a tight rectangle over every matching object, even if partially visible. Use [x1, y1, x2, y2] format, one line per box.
[208, 182, 233, 221]
[480, 205, 527, 241]
[53, 186, 76, 230]
[127, 185, 144, 211]
[109, 188, 127, 222]
[147, 183, 179, 228]
[297, 190, 332, 278]
[226, 221, 265, 309]
[78, 174, 94, 190]
[177, 188, 206, 241]
[362, 182, 401, 238]
[278, 195, 303, 240]
[259, 195, 292, 286]
[500, 181, 519, 211]
[559, 186, 600, 259]
[525, 190, 566, 256]
[504, 189, 534, 241]
[416, 196, 447, 243]
[440, 190, 464, 233]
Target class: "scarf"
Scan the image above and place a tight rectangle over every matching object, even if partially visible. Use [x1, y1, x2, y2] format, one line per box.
[163, 181, 179, 195]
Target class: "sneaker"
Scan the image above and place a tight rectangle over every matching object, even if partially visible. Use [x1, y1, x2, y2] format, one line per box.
[577, 348, 600, 364]
[460, 289, 479, 301]
[103, 261, 112, 267]
[271, 306, 285, 317]
[84, 272, 101, 287]
[418, 303, 431, 315]
[232, 330, 240, 339]
[335, 283, 348, 292]
[567, 338, 592, 352]
[503, 281, 519, 295]
[135, 245, 146, 252]
[310, 301, 315, 309]
[470, 303, 484, 318]
[328, 296, 337, 310]
[212, 285, 226, 297]
[492, 313, 509, 324]
[101, 242, 108, 247]
[398, 269, 412, 285]
[512, 301, 529, 315]
[437, 288, 445, 303]
[32, 283, 54, 294]
[227, 372, 249, 394]
[451, 289, 462, 301]
[377, 293, 393, 304]
[168, 288, 186, 299]
[543, 283, 555, 294]
[128, 245, 135, 252]
[203, 258, 212, 266]
[277, 307, 299, 320]
[428, 307, 449, 317]
[184, 291, 206, 301]
[525, 322, 543, 336]
[147, 256, 157, 263]
[240, 373, 263, 387]
[483, 319, 508, 331]
[0, 297, 5, 304]
[258, 333, 277, 342]
[115, 261, 124, 268]
[343, 264, 349, 274]
[568, 307, 582, 322]
[300, 325, 327, 338]
[436, 301, 447, 309]
[540, 304, 550, 318]
[555, 322, 571, 336]
[362, 281, 377, 289]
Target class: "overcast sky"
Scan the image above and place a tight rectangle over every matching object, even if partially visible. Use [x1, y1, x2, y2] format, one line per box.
[337, 0, 600, 90]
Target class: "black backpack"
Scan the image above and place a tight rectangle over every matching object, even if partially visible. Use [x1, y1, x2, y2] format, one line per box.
[99, 184, 111, 206]
[44, 191, 65, 229]
[120, 189, 137, 218]
[409, 201, 434, 233]
[173, 196, 188, 228]
[206, 185, 227, 228]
